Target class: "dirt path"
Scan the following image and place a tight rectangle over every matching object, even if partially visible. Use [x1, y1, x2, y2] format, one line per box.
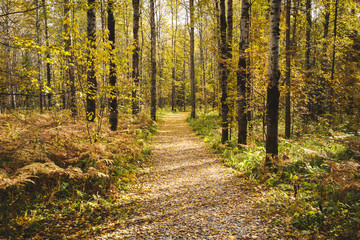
[101, 113, 276, 239]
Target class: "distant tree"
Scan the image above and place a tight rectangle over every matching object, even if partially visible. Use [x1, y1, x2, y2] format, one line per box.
[132, 0, 140, 115]
[329, 0, 339, 117]
[305, 0, 312, 118]
[86, 0, 97, 122]
[171, 0, 178, 112]
[108, 0, 117, 130]
[64, 0, 77, 116]
[42, 0, 51, 109]
[265, 0, 281, 164]
[150, 0, 157, 121]
[35, 0, 43, 113]
[190, 0, 195, 118]
[284, 0, 291, 139]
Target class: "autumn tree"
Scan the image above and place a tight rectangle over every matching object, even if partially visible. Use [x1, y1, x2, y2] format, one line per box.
[132, 0, 140, 115]
[64, 0, 77, 116]
[219, 0, 229, 143]
[150, 0, 156, 121]
[237, 0, 250, 145]
[284, 0, 291, 139]
[86, 0, 97, 122]
[108, 0, 117, 130]
[190, 0, 195, 119]
[265, 0, 281, 164]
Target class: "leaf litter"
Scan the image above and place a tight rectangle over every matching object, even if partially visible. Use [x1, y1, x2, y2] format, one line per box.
[97, 113, 284, 239]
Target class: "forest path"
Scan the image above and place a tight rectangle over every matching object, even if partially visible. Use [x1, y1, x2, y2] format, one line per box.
[102, 112, 275, 239]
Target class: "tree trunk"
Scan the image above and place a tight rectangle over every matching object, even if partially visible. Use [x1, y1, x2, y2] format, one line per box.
[319, 0, 330, 116]
[227, 0, 233, 57]
[329, 0, 338, 116]
[42, 0, 52, 109]
[171, 1, 177, 112]
[157, 2, 163, 109]
[64, 0, 77, 117]
[108, 0, 118, 131]
[199, 5, 205, 110]
[305, 0, 313, 117]
[190, 0, 196, 118]
[86, 0, 97, 122]
[227, 0, 233, 140]
[305, 0, 311, 72]
[36, 0, 43, 113]
[265, 0, 281, 164]
[132, 0, 140, 115]
[284, 0, 291, 139]
[220, 0, 229, 143]
[150, 0, 157, 121]
[237, 0, 250, 145]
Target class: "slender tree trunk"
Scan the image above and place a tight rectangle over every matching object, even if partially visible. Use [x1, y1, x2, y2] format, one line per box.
[190, 0, 196, 118]
[64, 0, 77, 116]
[214, 0, 220, 110]
[108, 0, 117, 131]
[157, 2, 163, 109]
[171, 1, 177, 112]
[305, 0, 311, 72]
[42, 0, 52, 109]
[140, 4, 144, 110]
[305, 0, 313, 117]
[199, 8, 204, 110]
[284, 0, 291, 139]
[319, 0, 330, 116]
[183, 24, 187, 112]
[330, 0, 338, 116]
[220, 0, 229, 143]
[150, 0, 157, 121]
[227, 0, 233, 140]
[36, 0, 43, 113]
[86, 0, 97, 122]
[132, 0, 140, 114]
[265, 0, 282, 164]
[237, 0, 250, 145]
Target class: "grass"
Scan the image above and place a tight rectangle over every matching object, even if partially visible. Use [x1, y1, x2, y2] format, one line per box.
[188, 111, 360, 239]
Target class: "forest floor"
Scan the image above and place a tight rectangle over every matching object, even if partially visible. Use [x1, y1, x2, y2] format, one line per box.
[97, 112, 283, 239]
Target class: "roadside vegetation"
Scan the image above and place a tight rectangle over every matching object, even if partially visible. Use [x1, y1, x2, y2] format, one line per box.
[188, 111, 360, 239]
[0, 110, 157, 239]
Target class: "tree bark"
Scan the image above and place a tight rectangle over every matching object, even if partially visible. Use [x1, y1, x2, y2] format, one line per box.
[304, 0, 313, 117]
[220, 0, 229, 143]
[237, 0, 250, 145]
[329, 0, 338, 116]
[42, 0, 51, 109]
[190, 0, 196, 118]
[171, 1, 177, 112]
[36, 0, 43, 113]
[86, 0, 97, 122]
[132, 0, 140, 115]
[284, 0, 291, 139]
[108, 0, 117, 131]
[316, 0, 330, 116]
[199, 5, 205, 110]
[64, 0, 77, 116]
[265, 0, 281, 164]
[150, 0, 157, 121]
[305, 0, 311, 73]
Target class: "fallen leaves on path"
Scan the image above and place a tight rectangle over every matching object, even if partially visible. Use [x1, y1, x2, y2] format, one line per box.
[97, 113, 282, 239]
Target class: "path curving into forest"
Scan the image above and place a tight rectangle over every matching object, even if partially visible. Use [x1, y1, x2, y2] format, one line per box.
[100, 112, 277, 239]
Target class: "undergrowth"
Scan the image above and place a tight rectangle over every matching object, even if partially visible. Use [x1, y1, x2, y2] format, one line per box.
[188, 111, 360, 239]
[0, 110, 157, 239]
